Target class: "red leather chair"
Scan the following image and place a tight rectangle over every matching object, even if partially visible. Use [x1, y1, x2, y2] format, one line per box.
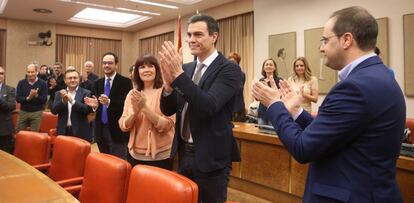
[14, 130, 51, 166]
[39, 111, 58, 134]
[126, 165, 198, 203]
[36, 136, 90, 185]
[406, 118, 414, 144]
[11, 111, 18, 129]
[65, 153, 131, 203]
[38, 111, 58, 143]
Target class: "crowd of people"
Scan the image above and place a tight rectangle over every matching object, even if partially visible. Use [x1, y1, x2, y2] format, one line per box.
[0, 6, 407, 203]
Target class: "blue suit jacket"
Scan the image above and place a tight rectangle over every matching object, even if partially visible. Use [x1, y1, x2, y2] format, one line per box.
[266, 56, 405, 203]
[51, 87, 93, 142]
[161, 53, 241, 173]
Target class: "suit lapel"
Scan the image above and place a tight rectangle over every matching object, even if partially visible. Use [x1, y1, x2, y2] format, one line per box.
[109, 74, 120, 98]
[198, 53, 223, 87]
[0, 85, 5, 99]
[74, 87, 83, 103]
[184, 61, 197, 78]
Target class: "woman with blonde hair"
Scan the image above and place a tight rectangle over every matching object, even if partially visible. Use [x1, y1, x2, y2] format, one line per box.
[287, 57, 318, 112]
[119, 55, 175, 170]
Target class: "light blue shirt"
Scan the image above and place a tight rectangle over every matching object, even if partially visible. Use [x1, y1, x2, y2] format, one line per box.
[338, 53, 377, 81]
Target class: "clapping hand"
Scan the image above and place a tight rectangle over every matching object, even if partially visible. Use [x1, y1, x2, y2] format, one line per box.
[60, 89, 69, 103]
[279, 80, 303, 116]
[27, 88, 39, 100]
[84, 96, 98, 109]
[158, 41, 184, 92]
[251, 80, 281, 107]
[130, 90, 147, 113]
[98, 94, 109, 106]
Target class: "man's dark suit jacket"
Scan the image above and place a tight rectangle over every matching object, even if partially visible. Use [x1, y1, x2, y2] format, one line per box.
[92, 73, 132, 143]
[161, 53, 242, 173]
[266, 56, 405, 203]
[80, 72, 99, 91]
[51, 87, 93, 142]
[233, 71, 245, 113]
[0, 84, 16, 136]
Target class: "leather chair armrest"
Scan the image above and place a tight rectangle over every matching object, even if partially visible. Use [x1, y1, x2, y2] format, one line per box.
[64, 185, 82, 198]
[57, 177, 84, 187]
[48, 129, 57, 144]
[33, 163, 51, 173]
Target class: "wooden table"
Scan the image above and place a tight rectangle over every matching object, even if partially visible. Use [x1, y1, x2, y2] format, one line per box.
[0, 150, 79, 203]
[230, 122, 414, 203]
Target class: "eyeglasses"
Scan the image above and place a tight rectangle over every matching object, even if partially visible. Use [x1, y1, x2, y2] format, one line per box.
[102, 61, 114, 65]
[320, 35, 337, 46]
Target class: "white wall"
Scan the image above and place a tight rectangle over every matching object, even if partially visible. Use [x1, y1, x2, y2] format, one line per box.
[254, 0, 414, 117]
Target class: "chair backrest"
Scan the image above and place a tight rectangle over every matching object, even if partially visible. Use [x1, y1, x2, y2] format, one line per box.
[48, 136, 91, 181]
[11, 111, 18, 129]
[126, 165, 198, 203]
[14, 130, 51, 166]
[79, 153, 131, 203]
[406, 118, 414, 143]
[39, 111, 58, 133]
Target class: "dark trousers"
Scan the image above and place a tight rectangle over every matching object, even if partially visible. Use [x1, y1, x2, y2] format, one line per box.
[98, 124, 127, 160]
[0, 134, 13, 153]
[127, 153, 173, 170]
[178, 147, 230, 203]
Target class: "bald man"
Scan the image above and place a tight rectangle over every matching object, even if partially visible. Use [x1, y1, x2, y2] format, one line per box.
[15, 64, 48, 132]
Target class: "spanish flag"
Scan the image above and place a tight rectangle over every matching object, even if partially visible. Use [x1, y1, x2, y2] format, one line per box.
[177, 15, 182, 52]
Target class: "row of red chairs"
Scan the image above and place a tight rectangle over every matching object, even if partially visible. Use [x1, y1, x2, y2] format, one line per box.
[13, 132, 199, 203]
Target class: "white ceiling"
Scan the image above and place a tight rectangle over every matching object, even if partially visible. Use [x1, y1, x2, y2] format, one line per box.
[0, 0, 235, 31]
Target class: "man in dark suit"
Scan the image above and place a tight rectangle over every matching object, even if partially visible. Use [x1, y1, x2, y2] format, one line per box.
[85, 52, 132, 159]
[0, 66, 16, 153]
[51, 69, 93, 142]
[252, 7, 405, 203]
[159, 14, 241, 203]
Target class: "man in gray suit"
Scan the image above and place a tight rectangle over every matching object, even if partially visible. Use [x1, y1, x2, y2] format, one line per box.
[0, 66, 16, 153]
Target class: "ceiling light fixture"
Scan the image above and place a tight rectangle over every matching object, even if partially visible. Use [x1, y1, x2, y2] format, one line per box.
[116, 7, 160, 16]
[0, 0, 8, 14]
[127, 0, 178, 10]
[69, 7, 151, 28]
[33, 8, 53, 14]
[167, 0, 202, 5]
[58, 0, 159, 16]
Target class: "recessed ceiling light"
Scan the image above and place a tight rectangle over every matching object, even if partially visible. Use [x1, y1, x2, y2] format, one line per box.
[33, 8, 53, 14]
[69, 7, 151, 28]
[58, 0, 160, 16]
[127, 0, 178, 10]
[116, 7, 160, 16]
[167, 0, 202, 5]
[0, 0, 8, 14]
